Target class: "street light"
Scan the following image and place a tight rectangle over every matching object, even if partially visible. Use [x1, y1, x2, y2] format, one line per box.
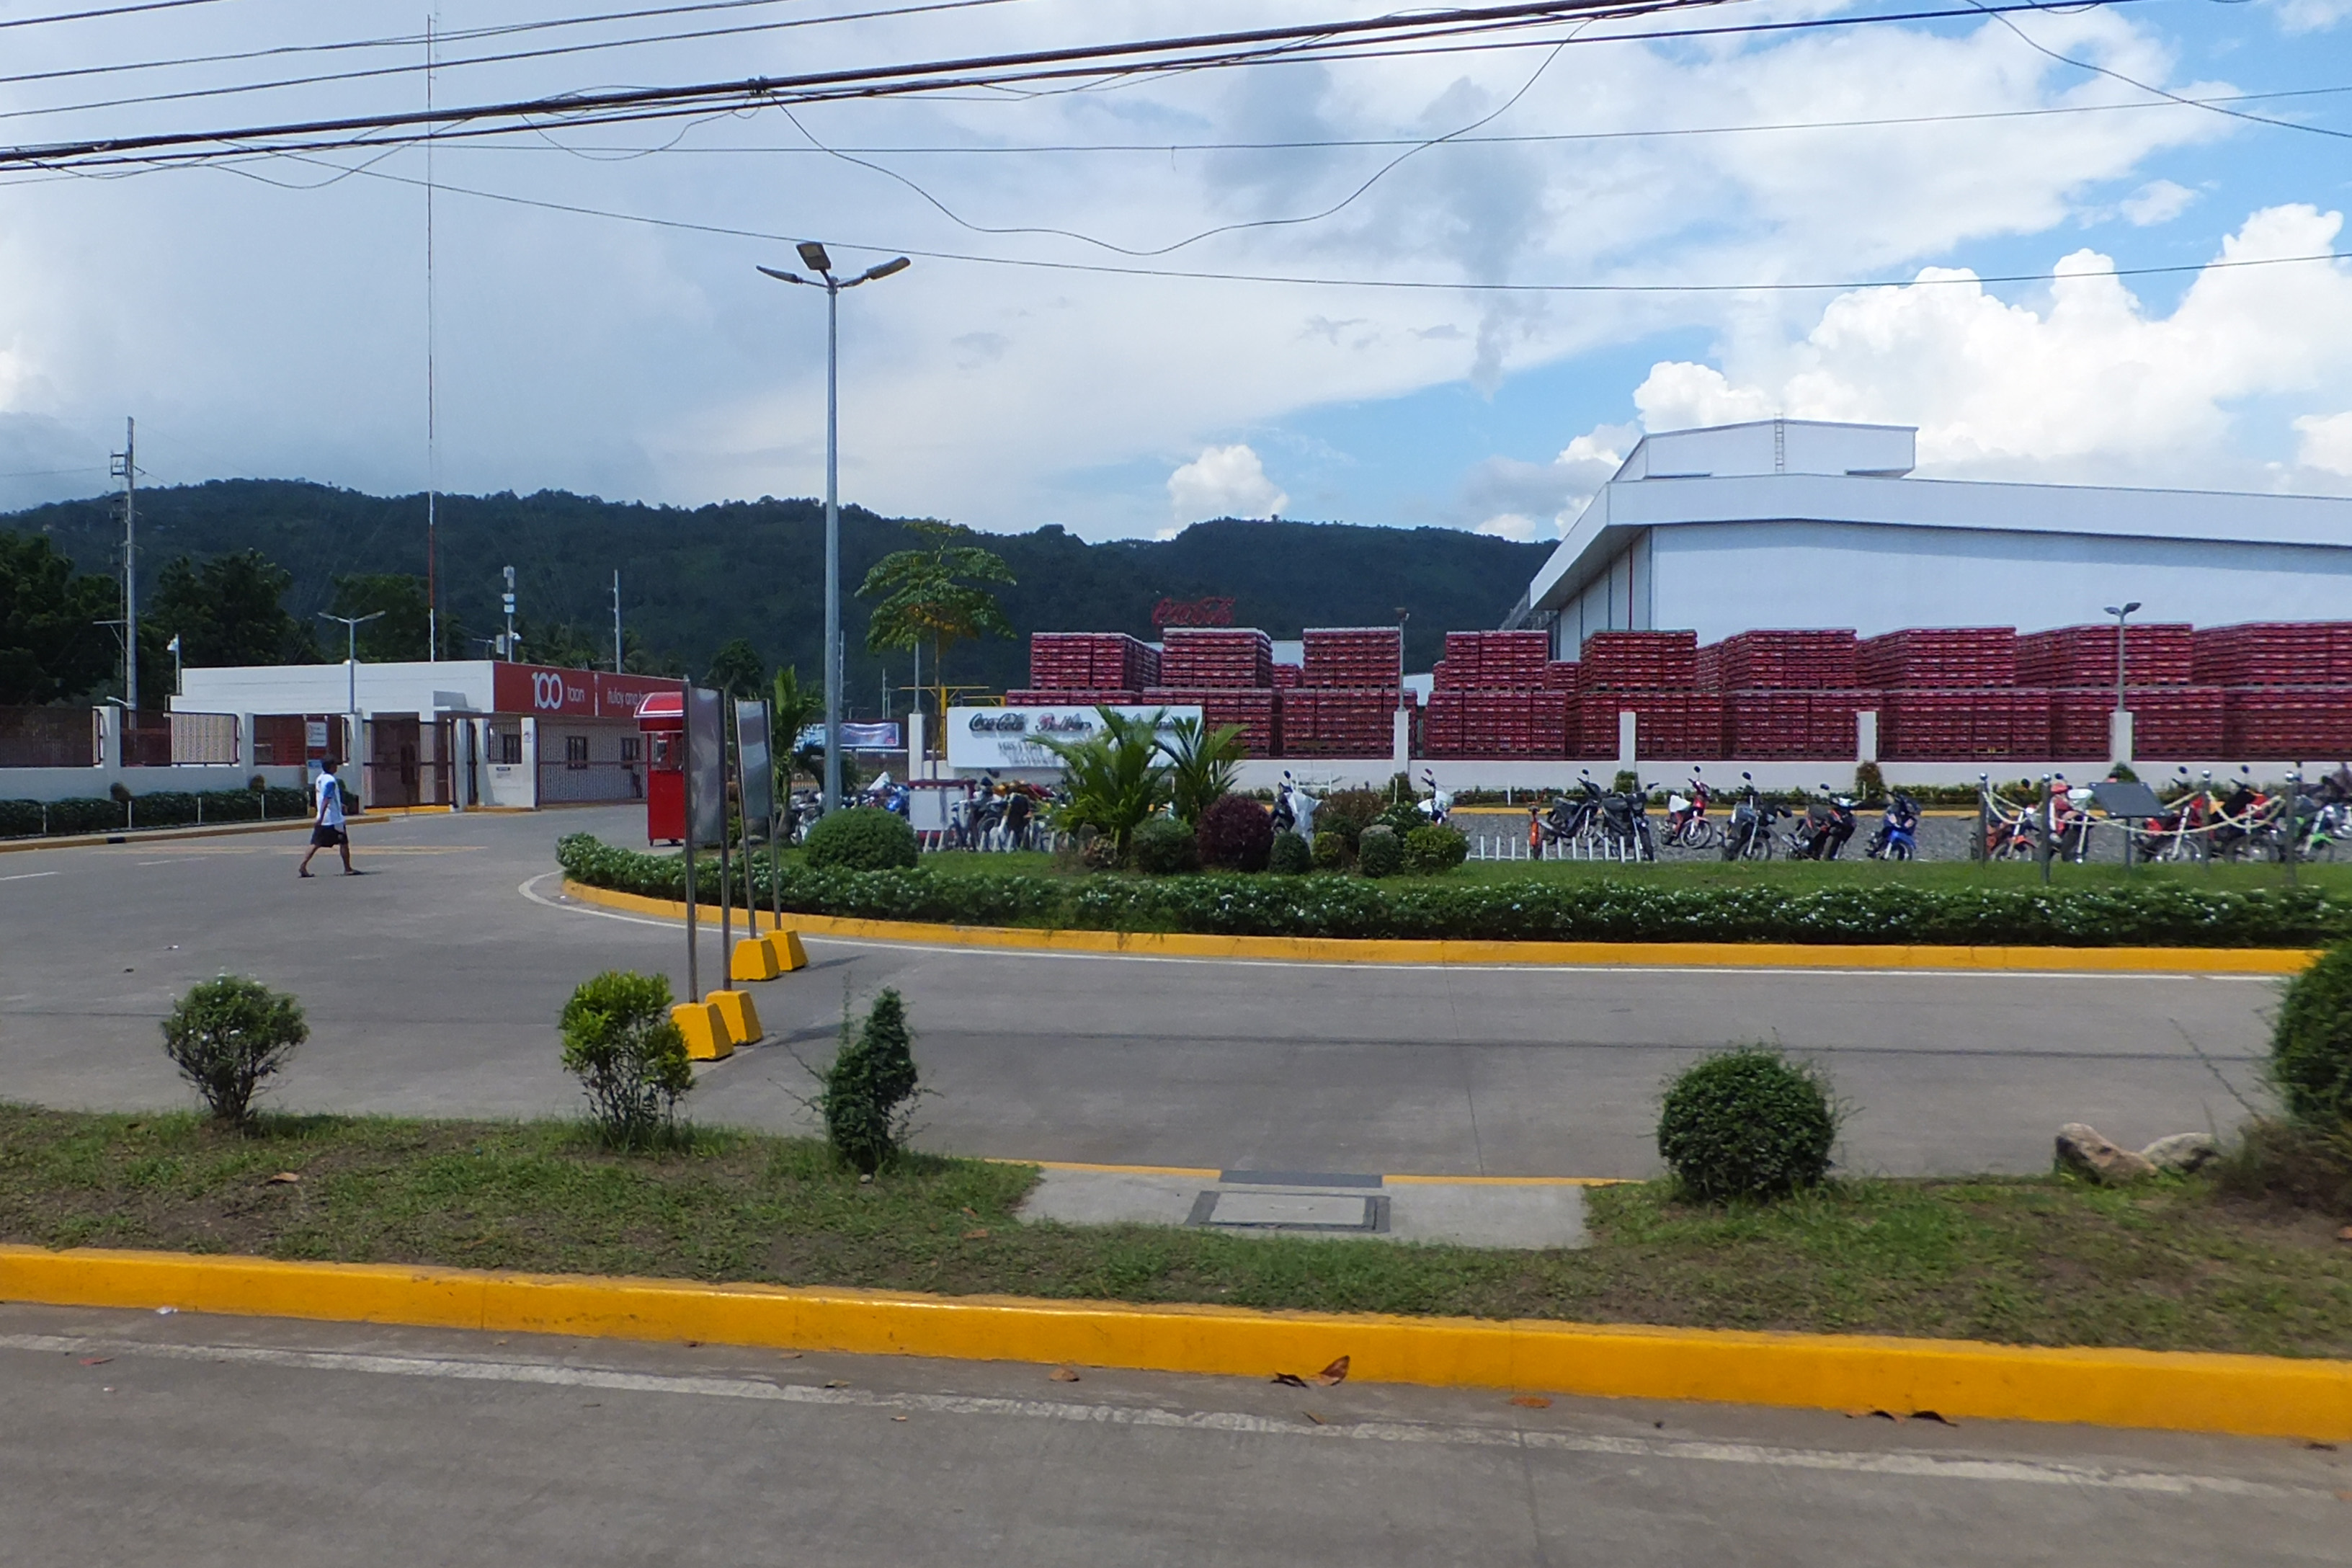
[2104, 600, 2142, 767]
[758, 246, 911, 809]
[318, 610, 386, 769]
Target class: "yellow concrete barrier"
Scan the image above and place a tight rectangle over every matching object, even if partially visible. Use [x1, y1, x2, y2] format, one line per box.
[706, 989, 762, 1047]
[731, 937, 782, 982]
[563, 880, 2320, 976]
[669, 999, 730, 1061]
[762, 929, 809, 972]
[1, 1244, 2345, 1442]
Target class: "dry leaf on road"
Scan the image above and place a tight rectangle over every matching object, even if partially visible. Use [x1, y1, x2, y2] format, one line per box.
[1050, 1367, 1082, 1383]
[1509, 1394, 1551, 1409]
[1270, 1372, 1309, 1389]
[264, 1172, 300, 1185]
[1314, 1355, 1350, 1387]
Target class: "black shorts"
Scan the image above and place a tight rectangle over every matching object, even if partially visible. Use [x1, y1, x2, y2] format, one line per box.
[310, 824, 347, 848]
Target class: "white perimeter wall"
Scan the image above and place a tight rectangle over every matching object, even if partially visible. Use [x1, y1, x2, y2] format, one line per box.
[1649, 520, 2352, 644]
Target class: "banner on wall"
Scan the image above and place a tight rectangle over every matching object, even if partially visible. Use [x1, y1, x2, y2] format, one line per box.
[945, 705, 1200, 771]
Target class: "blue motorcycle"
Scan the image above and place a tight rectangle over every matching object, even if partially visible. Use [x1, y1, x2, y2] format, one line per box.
[1866, 791, 1920, 861]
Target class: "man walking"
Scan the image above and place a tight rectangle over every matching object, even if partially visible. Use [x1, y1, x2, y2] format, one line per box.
[298, 758, 360, 877]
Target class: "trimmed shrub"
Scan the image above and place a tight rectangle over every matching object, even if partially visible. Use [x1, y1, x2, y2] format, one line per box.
[1657, 1047, 1839, 1203]
[1195, 793, 1274, 873]
[1853, 761, 1886, 803]
[1268, 831, 1313, 876]
[1402, 824, 1469, 876]
[819, 988, 921, 1174]
[2273, 941, 2352, 1128]
[1357, 824, 1402, 879]
[1311, 829, 1350, 870]
[803, 806, 918, 870]
[1130, 815, 1198, 875]
[160, 976, 308, 1125]
[44, 796, 125, 836]
[558, 969, 692, 1148]
[0, 799, 43, 838]
[1316, 788, 1383, 851]
[1375, 800, 1423, 839]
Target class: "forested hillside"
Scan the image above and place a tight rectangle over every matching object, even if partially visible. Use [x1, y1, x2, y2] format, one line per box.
[4, 481, 1549, 700]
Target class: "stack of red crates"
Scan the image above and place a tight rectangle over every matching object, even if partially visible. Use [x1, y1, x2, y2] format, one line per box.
[1158, 628, 1273, 688]
[2222, 691, 2352, 757]
[2194, 622, 2352, 685]
[1140, 687, 1280, 755]
[1576, 631, 1700, 692]
[1270, 664, 1304, 689]
[2048, 688, 2224, 760]
[2017, 624, 2193, 687]
[1856, 628, 2016, 688]
[1005, 689, 1137, 706]
[1027, 632, 1159, 691]
[1440, 631, 1549, 687]
[1880, 691, 2052, 760]
[1709, 630, 1859, 691]
[1541, 662, 1579, 691]
[1301, 628, 1402, 687]
[1281, 688, 1411, 756]
[1422, 689, 1569, 758]
[1577, 692, 1722, 759]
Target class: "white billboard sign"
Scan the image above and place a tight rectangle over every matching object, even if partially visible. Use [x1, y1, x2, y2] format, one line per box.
[945, 704, 1202, 771]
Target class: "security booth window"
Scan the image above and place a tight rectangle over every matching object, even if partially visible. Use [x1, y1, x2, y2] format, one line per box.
[565, 734, 590, 770]
[620, 736, 641, 763]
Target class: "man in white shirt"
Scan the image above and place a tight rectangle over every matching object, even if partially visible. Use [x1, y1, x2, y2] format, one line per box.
[297, 759, 360, 877]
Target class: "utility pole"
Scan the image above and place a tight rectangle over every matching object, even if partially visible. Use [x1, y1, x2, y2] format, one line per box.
[424, 9, 440, 661]
[612, 570, 623, 673]
[110, 418, 137, 710]
[502, 565, 517, 660]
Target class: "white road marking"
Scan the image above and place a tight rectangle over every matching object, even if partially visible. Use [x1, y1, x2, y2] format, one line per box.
[0, 870, 59, 882]
[0, 1330, 2314, 1500]
[518, 874, 2271, 982]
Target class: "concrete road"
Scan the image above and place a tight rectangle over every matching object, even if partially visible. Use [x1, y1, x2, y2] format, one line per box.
[0, 807, 2282, 1176]
[1, 1304, 2342, 1567]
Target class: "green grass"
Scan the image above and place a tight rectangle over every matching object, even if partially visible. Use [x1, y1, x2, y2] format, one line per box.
[5, 1105, 2348, 1358]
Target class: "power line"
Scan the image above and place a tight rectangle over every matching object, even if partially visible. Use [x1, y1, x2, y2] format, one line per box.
[0, 0, 234, 31]
[0, 0, 2142, 171]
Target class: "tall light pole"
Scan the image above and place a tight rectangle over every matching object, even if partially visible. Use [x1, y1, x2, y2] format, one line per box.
[2104, 600, 2141, 765]
[758, 244, 910, 808]
[318, 610, 386, 771]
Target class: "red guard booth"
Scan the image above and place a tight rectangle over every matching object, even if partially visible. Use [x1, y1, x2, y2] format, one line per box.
[638, 692, 686, 844]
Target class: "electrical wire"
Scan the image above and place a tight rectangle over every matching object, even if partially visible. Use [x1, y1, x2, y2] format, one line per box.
[0, 0, 233, 30]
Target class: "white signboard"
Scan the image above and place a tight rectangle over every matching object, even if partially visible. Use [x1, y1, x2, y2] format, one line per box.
[946, 705, 1203, 772]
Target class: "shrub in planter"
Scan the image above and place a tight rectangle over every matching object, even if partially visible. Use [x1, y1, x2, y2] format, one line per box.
[1657, 1046, 1839, 1203]
[1402, 824, 1469, 876]
[558, 969, 692, 1148]
[2273, 940, 2352, 1128]
[1268, 830, 1312, 876]
[1316, 788, 1384, 851]
[819, 987, 921, 1174]
[1130, 814, 1198, 875]
[133, 791, 200, 828]
[0, 799, 43, 838]
[1356, 824, 1402, 878]
[160, 976, 308, 1125]
[1311, 829, 1350, 870]
[803, 806, 918, 870]
[45, 796, 123, 836]
[1195, 793, 1274, 873]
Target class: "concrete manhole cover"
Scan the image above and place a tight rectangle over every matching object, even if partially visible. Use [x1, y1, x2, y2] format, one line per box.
[1187, 1191, 1390, 1232]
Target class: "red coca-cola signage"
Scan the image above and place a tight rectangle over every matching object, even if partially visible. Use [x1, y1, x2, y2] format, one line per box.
[491, 663, 684, 718]
[1152, 595, 1236, 628]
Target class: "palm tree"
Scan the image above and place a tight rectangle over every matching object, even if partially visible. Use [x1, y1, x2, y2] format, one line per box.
[1161, 715, 1245, 825]
[858, 520, 1015, 755]
[1034, 708, 1170, 857]
[770, 664, 824, 785]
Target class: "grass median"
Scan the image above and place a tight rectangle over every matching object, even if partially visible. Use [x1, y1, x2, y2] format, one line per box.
[5, 1104, 2347, 1358]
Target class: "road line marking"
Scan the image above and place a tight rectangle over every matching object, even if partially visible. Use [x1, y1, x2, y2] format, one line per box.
[0, 870, 59, 882]
[0, 1331, 2310, 1500]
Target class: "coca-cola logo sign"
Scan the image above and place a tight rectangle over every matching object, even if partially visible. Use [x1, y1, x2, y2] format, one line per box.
[1152, 595, 1235, 628]
[968, 711, 1027, 733]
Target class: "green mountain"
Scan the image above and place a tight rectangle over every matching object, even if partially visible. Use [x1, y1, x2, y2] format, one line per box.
[3, 480, 1549, 707]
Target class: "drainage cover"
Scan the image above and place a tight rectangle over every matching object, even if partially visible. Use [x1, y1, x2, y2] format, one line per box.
[1188, 1191, 1389, 1232]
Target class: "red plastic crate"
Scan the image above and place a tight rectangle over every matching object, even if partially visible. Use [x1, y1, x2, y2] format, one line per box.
[1857, 628, 2017, 690]
[1301, 627, 1404, 688]
[2222, 687, 2352, 757]
[1157, 629, 1274, 689]
[1577, 631, 1700, 693]
[1141, 687, 1279, 755]
[1004, 689, 1138, 707]
[2193, 623, 2352, 686]
[1028, 631, 1158, 691]
[2017, 624, 2193, 687]
[1578, 691, 1724, 759]
[1881, 689, 2050, 760]
[1279, 687, 1409, 757]
[1708, 630, 1859, 692]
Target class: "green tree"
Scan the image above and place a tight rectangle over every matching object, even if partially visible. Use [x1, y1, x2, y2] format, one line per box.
[1036, 707, 1170, 858]
[519, 616, 604, 672]
[0, 532, 117, 703]
[705, 636, 766, 700]
[328, 573, 434, 661]
[151, 550, 317, 667]
[771, 664, 824, 783]
[858, 520, 1014, 741]
[1160, 715, 1244, 826]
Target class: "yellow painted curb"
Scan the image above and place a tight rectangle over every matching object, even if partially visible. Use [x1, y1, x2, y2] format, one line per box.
[558, 879, 2321, 976]
[1, 1244, 2345, 1441]
[0, 814, 391, 855]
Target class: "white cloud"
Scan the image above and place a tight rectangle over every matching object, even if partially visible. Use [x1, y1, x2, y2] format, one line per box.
[2119, 179, 2199, 227]
[2295, 411, 2352, 476]
[1622, 205, 2352, 490]
[1473, 513, 1550, 541]
[1459, 424, 1635, 538]
[2271, 0, 2352, 32]
[1167, 443, 1287, 522]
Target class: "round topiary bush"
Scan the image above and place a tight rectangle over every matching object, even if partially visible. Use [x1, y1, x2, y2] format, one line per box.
[1356, 824, 1402, 878]
[1195, 793, 1273, 872]
[2273, 941, 2352, 1128]
[803, 806, 918, 870]
[160, 976, 308, 1125]
[1657, 1047, 1840, 1203]
[1130, 815, 1198, 875]
[1376, 800, 1423, 839]
[1311, 829, 1350, 870]
[1268, 830, 1312, 875]
[1402, 824, 1468, 876]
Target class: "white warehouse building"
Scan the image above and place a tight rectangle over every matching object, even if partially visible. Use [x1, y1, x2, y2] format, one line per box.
[1505, 419, 2352, 649]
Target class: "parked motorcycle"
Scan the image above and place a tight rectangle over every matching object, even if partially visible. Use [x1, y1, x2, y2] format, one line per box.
[1599, 780, 1657, 862]
[1721, 772, 1779, 861]
[1787, 785, 1856, 860]
[1665, 768, 1718, 850]
[1864, 790, 1920, 861]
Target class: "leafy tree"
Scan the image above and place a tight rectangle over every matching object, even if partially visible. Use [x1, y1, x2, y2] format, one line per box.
[705, 636, 766, 700]
[1160, 715, 1244, 826]
[150, 550, 317, 667]
[1035, 706, 1170, 857]
[328, 573, 434, 661]
[0, 531, 117, 703]
[771, 664, 824, 783]
[858, 520, 1014, 734]
[519, 616, 605, 672]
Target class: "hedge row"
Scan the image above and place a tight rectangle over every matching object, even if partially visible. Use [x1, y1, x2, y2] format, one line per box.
[0, 788, 309, 839]
[555, 833, 2350, 948]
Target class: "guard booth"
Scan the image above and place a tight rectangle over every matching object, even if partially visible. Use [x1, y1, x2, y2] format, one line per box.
[638, 691, 686, 844]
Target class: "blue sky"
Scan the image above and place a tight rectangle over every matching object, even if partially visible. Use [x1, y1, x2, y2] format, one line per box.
[1, 1, 2349, 540]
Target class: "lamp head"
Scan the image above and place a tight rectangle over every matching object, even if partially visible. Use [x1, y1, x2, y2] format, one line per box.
[857, 256, 910, 283]
[796, 240, 832, 273]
